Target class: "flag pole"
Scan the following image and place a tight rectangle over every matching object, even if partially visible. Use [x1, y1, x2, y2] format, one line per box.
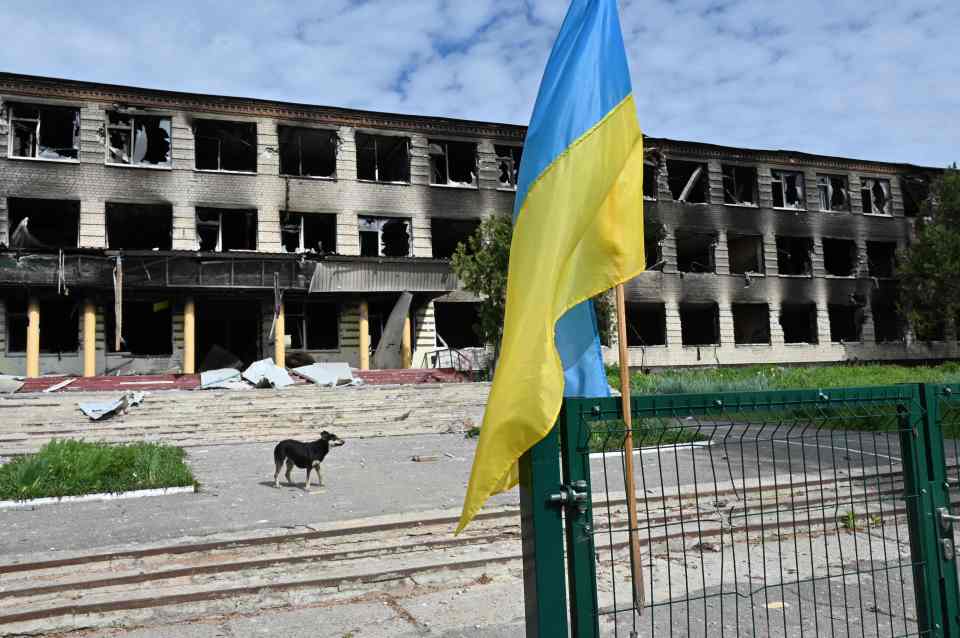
[615, 283, 646, 613]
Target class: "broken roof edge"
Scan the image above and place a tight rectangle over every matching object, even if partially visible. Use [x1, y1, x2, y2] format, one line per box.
[0, 72, 942, 173]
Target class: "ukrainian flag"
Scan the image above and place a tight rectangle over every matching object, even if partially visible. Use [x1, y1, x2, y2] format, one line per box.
[458, 0, 645, 532]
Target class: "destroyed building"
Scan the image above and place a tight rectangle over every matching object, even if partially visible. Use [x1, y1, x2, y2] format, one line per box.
[0, 73, 944, 376]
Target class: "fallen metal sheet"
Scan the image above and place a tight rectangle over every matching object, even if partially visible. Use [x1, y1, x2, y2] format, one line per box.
[198, 368, 243, 390]
[0, 375, 25, 394]
[372, 292, 413, 370]
[78, 392, 145, 421]
[292, 362, 357, 387]
[242, 358, 294, 389]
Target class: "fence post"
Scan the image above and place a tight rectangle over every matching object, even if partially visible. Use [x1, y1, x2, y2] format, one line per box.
[559, 399, 601, 637]
[920, 384, 960, 637]
[520, 422, 569, 638]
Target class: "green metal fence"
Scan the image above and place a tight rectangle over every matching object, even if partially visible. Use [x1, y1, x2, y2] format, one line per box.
[520, 383, 960, 637]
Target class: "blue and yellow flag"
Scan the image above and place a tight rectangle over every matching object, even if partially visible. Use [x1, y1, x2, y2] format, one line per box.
[458, 0, 645, 532]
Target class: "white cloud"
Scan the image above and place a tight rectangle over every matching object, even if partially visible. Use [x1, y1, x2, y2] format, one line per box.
[0, 0, 955, 166]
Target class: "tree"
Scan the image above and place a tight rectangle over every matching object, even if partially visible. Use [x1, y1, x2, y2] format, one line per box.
[898, 165, 960, 340]
[450, 213, 614, 352]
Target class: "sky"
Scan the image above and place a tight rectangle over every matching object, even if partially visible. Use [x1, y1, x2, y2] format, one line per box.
[0, 0, 957, 167]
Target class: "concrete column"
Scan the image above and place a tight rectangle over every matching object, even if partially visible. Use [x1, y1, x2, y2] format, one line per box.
[83, 300, 96, 377]
[274, 302, 286, 367]
[359, 301, 370, 370]
[401, 315, 412, 369]
[183, 297, 196, 374]
[26, 297, 40, 378]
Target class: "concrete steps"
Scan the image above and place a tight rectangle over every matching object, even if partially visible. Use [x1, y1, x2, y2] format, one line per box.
[0, 383, 491, 456]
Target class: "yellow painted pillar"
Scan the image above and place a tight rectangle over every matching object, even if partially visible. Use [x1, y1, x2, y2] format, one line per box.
[358, 301, 370, 370]
[26, 297, 40, 378]
[82, 300, 96, 378]
[401, 315, 412, 369]
[183, 297, 196, 374]
[274, 302, 286, 367]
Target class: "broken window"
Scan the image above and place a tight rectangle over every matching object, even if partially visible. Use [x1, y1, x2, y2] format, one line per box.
[817, 175, 850, 211]
[867, 241, 897, 278]
[285, 301, 339, 350]
[771, 170, 805, 210]
[278, 126, 337, 178]
[429, 140, 477, 187]
[435, 302, 482, 348]
[861, 178, 891, 215]
[733, 304, 770, 345]
[195, 208, 257, 251]
[626, 303, 666, 346]
[675, 231, 716, 273]
[722, 165, 758, 206]
[107, 112, 171, 167]
[494, 145, 522, 189]
[7, 198, 79, 249]
[828, 304, 862, 343]
[9, 103, 80, 160]
[194, 120, 257, 172]
[431, 218, 480, 259]
[280, 211, 336, 254]
[667, 160, 708, 203]
[822, 238, 858, 277]
[679, 303, 720, 346]
[643, 157, 658, 200]
[5, 293, 79, 353]
[780, 303, 818, 344]
[901, 176, 930, 217]
[776, 236, 813, 276]
[644, 225, 665, 271]
[106, 203, 172, 250]
[104, 300, 173, 355]
[356, 133, 410, 182]
[872, 303, 904, 342]
[727, 234, 765, 274]
[358, 216, 410, 257]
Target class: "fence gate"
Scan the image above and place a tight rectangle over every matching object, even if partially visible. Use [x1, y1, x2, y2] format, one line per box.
[519, 384, 960, 637]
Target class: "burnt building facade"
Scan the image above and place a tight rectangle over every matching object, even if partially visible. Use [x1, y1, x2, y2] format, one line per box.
[0, 73, 942, 377]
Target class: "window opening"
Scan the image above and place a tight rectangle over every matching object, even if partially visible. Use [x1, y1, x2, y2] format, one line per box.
[7, 198, 79, 249]
[722, 165, 758, 205]
[872, 303, 904, 342]
[280, 211, 336, 254]
[822, 238, 858, 276]
[771, 170, 805, 209]
[776, 236, 813, 276]
[861, 178, 891, 215]
[431, 218, 480, 259]
[356, 133, 410, 182]
[667, 160, 708, 203]
[285, 300, 339, 350]
[780, 303, 818, 344]
[866, 241, 897, 278]
[435, 302, 483, 348]
[675, 231, 716, 273]
[494, 145, 523, 189]
[358, 216, 410, 257]
[278, 126, 337, 178]
[828, 304, 862, 342]
[194, 120, 257, 172]
[817, 175, 850, 211]
[195, 208, 257, 251]
[429, 140, 477, 187]
[107, 112, 171, 166]
[106, 203, 172, 250]
[733, 304, 770, 344]
[104, 300, 173, 355]
[9, 103, 80, 160]
[5, 293, 79, 353]
[727, 234, 764, 274]
[679, 303, 720, 346]
[625, 303, 666, 346]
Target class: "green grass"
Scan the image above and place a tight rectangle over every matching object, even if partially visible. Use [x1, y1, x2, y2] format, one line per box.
[0, 439, 195, 501]
[588, 418, 707, 453]
[606, 362, 960, 396]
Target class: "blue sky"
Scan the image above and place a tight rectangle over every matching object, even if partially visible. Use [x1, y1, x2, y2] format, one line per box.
[1, 0, 956, 166]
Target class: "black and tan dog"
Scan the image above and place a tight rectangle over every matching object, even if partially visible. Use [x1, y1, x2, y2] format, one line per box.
[273, 431, 345, 489]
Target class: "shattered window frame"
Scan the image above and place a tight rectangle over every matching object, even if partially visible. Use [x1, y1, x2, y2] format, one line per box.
[193, 119, 258, 173]
[860, 177, 891, 215]
[816, 174, 850, 212]
[355, 132, 411, 183]
[770, 170, 806, 210]
[494, 144, 523, 190]
[666, 159, 709, 204]
[721, 164, 759, 207]
[285, 300, 340, 351]
[8, 102, 81, 162]
[429, 139, 478, 188]
[105, 111, 173, 169]
[278, 125, 339, 179]
[358, 215, 411, 257]
[280, 211, 336, 254]
[195, 208, 258, 252]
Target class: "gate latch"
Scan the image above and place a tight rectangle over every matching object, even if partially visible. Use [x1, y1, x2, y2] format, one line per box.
[549, 480, 590, 514]
[936, 507, 960, 534]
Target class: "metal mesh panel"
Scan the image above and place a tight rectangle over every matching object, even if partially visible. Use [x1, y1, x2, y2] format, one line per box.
[565, 388, 922, 637]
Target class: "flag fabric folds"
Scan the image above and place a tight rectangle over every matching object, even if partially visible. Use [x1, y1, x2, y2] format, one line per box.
[457, 0, 646, 532]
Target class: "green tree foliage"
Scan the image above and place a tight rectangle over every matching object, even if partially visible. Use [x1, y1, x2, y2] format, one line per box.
[450, 213, 614, 350]
[899, 166, 960, 340]
[450, 213, 512, 349]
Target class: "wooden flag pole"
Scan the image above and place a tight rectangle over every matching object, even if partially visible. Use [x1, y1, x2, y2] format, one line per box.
[615, 283, 646, 613]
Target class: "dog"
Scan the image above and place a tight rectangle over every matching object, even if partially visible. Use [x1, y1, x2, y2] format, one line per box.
[273, 431, 345, 489]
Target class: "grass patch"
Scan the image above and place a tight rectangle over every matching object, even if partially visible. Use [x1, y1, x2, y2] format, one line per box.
[0, 439, 195, 502]
[606, 362, 960, 396]
[588, 419, 708, 453]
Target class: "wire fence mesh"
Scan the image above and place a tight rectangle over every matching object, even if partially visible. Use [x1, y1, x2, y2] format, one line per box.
[565, 388, 926, 637]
